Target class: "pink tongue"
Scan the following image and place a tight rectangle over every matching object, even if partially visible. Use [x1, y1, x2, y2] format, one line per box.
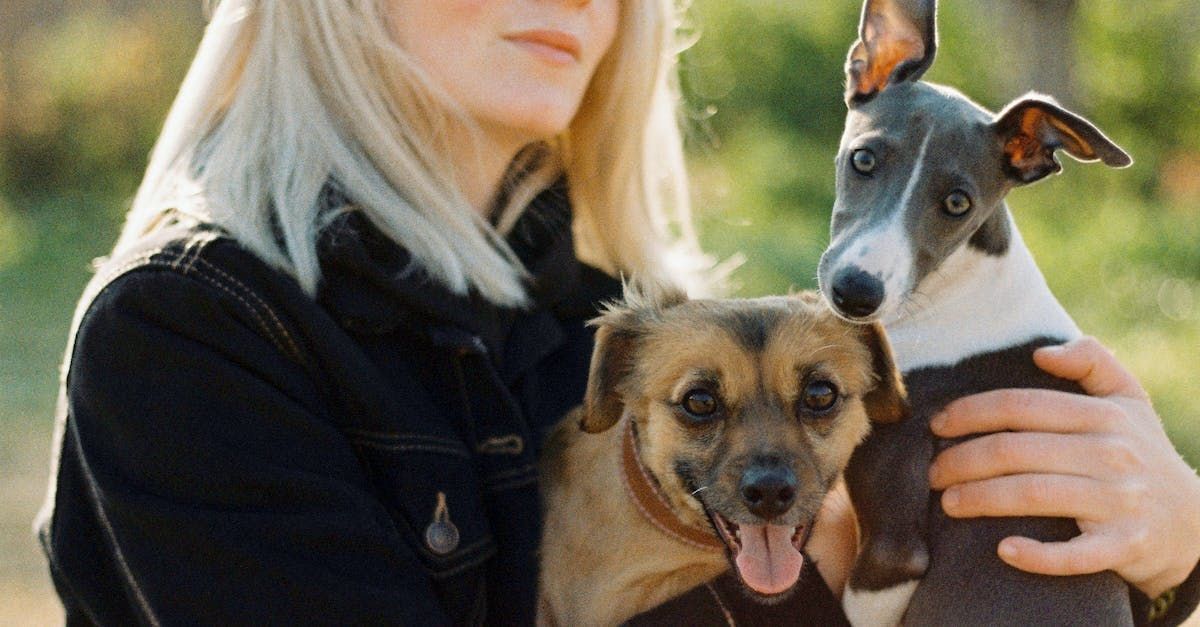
[733, 524, 804, 595]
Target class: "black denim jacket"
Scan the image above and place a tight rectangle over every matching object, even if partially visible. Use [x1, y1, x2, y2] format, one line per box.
[37, 185, 1200, 625]
[38, 185, 628, 625]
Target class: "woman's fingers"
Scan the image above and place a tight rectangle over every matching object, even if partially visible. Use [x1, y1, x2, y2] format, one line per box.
[932, 336, 1154, 440]
[995, 533, 1125, 577]
[931, 388, 1124, 438]
[925, 336, 1200, 598]
[1033, 336, 1149, 401]
[939, 473, 1120, 522]
[929, 432, 1130, 490]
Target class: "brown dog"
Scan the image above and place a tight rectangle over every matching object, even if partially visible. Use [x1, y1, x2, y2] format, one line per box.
[537, 286, 909, 625]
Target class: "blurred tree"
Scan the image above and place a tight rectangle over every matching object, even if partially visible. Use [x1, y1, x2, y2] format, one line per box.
[979, 0, 1080, 105]
[0, 2, 203, 204]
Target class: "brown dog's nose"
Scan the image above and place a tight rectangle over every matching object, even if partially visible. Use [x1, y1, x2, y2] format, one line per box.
[740, 462, 797, 520]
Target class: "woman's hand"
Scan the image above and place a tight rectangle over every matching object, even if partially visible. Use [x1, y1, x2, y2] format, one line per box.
[927, 336, 1200, 599]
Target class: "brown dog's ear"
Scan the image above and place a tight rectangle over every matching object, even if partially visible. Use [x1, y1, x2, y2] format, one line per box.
[580, 280, 688, 433]
[846, 0, 938, 104]
[993, 95, 1132, 185]
[580, 323, 639, 433]
[859, 322, 909, 424]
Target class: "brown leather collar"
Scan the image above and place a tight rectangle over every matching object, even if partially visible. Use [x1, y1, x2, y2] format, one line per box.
[620, 418, 725, 552]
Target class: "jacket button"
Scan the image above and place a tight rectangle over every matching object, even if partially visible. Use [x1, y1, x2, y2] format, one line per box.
[425, 492, 460, 555]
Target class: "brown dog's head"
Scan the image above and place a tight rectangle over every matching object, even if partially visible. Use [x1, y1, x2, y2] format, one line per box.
[582, 284, 907, 599]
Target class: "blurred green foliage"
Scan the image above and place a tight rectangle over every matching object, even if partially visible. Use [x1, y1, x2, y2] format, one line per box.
[0, 4, 202, 423]
[0, 6, 200, 202]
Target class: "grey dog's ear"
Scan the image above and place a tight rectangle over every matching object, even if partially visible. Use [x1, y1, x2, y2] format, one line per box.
[858, 322, 910, 424]
[580, 280, 688, 434]
[846, 0, 938, 104]
[993, 94, 1132, 185]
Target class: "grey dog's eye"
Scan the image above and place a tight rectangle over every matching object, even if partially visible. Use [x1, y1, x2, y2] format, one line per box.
[681, 389, 719, 419]
[851, 148, 877, 174]
[943, 190, 973, 216]
[800, 380, 839, 414]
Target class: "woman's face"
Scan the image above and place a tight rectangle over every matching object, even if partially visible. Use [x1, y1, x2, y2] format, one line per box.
[390, 0, 621, 146]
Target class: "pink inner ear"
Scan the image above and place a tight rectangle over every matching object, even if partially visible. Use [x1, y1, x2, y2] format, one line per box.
[1045, 117, 1097, 160]
[860, 36, 924, 94]
[1006, 107, 1096, 169]
[1005, 134, 1045, 172]
[852, 3, 926, 97]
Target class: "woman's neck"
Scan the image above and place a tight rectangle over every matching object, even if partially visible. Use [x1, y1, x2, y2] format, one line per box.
[453, 123, 539, 218]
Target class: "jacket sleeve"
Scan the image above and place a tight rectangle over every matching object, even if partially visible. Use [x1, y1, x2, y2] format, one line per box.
[1134, 558, 1200, 627]
[48, 267, 452, 625]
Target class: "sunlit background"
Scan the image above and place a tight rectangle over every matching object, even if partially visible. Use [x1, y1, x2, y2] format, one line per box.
[1, 1, 1197, 622]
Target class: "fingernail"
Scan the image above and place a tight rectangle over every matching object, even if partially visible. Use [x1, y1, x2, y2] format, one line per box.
[998, 540, 1018, 560]
[930, 413, 948, 434]
[927, 463, 942, 488]
[1037, 345, 1065, 356]
[942, 488, 958, 513]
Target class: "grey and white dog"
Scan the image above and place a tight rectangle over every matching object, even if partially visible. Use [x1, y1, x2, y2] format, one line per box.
[818, 0, 1136, 624]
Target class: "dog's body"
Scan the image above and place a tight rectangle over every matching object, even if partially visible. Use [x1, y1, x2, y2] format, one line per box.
[538, 289, 908, 626]
[538, 407, 728, 626]
[818, 1, 1136, 625]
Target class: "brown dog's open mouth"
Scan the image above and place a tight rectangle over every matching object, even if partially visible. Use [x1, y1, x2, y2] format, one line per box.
[708, 509, 812, 598]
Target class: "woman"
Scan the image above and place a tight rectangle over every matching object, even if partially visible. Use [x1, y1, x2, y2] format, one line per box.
[36, 0, 1199, 624]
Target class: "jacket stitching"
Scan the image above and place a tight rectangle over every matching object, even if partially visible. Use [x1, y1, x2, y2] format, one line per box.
[191, 257, 304, 362]
[87, 247, 301, 364]
[349, 440, 472, 459]
[179, 230, 218, 275]
[116, 259, 291, 357]
[476, 434, 525, 456]
[342, 430, 465, 448]
[190, 267, 292, 357]
[69, 422, 164, 626]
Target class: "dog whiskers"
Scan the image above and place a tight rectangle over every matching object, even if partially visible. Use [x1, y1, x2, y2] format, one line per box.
[690, 485, 711, 497]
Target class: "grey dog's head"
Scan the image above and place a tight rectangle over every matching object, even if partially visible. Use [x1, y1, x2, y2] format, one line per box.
[817, 0, 1132, 323]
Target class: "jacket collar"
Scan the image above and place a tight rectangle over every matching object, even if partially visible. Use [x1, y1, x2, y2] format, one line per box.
[315, 181, 619, 355]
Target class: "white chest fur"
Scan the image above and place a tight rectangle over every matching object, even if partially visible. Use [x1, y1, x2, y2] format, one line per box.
[883, 219, 1081, 372]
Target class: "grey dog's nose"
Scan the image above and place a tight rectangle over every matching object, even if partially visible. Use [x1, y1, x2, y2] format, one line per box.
[831, 268, 884, 318]
[740, 463, 797, 520]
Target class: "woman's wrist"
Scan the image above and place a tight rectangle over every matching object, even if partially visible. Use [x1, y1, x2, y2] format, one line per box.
[1136, 468, 1200, 599]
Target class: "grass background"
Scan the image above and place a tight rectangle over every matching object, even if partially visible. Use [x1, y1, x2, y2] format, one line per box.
[1, 1, 1197, 622]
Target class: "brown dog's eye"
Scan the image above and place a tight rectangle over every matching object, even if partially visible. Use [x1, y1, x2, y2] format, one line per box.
[801, 380, 839, 414]
[681, 389, 719, 420]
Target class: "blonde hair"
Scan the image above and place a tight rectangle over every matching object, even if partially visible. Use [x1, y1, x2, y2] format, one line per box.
[116, 0, 707, 306]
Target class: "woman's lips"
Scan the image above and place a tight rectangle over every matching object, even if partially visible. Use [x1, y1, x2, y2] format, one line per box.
[504, 29, 582, 65]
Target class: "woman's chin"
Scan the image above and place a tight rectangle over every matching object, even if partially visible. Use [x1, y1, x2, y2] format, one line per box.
[477, 96, 585, 144]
